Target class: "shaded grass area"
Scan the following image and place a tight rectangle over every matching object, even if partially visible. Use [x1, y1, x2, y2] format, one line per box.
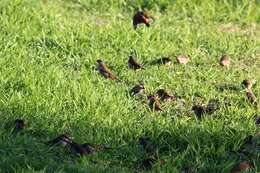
[0, 0, 260, 172]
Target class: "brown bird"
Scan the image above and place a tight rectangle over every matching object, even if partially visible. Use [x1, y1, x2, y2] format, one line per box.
[246, 91, 258, 107]
[242, 79, 253, 90]
[230, 161, 252, 173]
[156, 57, 172, 66]
[138, 137, 149, 149]
[128, 56, 143, 70]
[45, 134, 72, 146]
[138, 154, 165, 170]
[148, 95, 162, 112]
[82, 143, 112, 153]
[254, 115, 260, 125]
[138, 137, 155, 154]
[133, 11, 150, 29]
[14, 119, 26, 132]
[176, 55, 189, 64]
[220, 55, 230, 67]
[97, 59, 118, 80]
[68, 141, 89, 156]
[130, 83, 145, 95]
[192, 105, 206, 119]
[206, 99, 219, 114]
[156, 89, 174, 101]
[243, 135, 253, 145]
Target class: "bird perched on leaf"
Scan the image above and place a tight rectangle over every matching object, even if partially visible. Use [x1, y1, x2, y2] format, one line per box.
[133, 11, 150, 29]
[156, 89, 174, 101]
[128, 56, 144, 70]
[130, 83, 145, 96]
[246, 91, 258, 107]
[13, 119, 26, 132]
[220, 55, 230, 67]
[96, 59, 118, 80]
[176, 55, 189, 64]
[148, 95, 162, 112]
[45, 134, 72, 146]
[242, 79, 254, 90]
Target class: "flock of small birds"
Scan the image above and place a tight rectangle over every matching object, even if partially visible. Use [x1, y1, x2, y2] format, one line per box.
[7, 11, 259, 172]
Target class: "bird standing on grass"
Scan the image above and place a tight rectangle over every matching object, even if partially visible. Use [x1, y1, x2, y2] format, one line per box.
[246, 91, 258, 107]
[128, 56, 144, 70]
[156, 89, 174, 101]
[130, 83, 145, 96]
[97, 59, 118, 80]
[133, 11, 150, 29]
[176, 55, 189, 64]
[148, 95, 162, 112]
[45, 134, 72, 146]
[206, 99, 219, 114]
[230, 161, 252, 173]
[192, 105, 206, 119]
[70, 142, 112, 156]
[220, 55, 230, 67]
[13, 119, 26, 132]
[82, 143, 112, 153]
[159, 57, 172, 66]
[68, 141, 89, 156]
[242, 79, 254, 90]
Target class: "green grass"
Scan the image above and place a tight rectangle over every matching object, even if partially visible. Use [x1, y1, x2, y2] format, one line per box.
[0, 0, 260, 172]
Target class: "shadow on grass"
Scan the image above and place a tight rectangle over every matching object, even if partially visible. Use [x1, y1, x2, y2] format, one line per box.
[0, 105, 259, 172]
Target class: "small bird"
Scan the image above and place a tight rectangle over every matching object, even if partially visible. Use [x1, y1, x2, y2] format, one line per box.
[156, 89, 174, 101]
[138, 137, 149, 149]
[156, 57, 172, 66]
[138, 154, 165, 170]
[45, 134, 72, 146]
[13, 119, 26, 132]
[128, 56, 143, 70]
[81, 143, 112, 153]
[138, 157, 156, 170]
[176, 55, 189, 64]
[254, 116, 260, 125]
[243, 135, 253, 145]
[220, 55, 230, 67]
[68, 141, 89, 156]
[130, 83, 145, 95]
[96, 59, 118, 80]
[148, 95, 162, 112]
[133, 11, 150, 29]
[192, 105, 206, 119]
[230, 161, 252, 173]
[242, 79, 253, 90]
[206, 99, 219, 114]
[138, 137, 155, 153]
[246, 91, 258, 107]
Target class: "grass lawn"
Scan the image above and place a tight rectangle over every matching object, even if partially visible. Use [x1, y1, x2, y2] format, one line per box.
[0, 0, 260, 172]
